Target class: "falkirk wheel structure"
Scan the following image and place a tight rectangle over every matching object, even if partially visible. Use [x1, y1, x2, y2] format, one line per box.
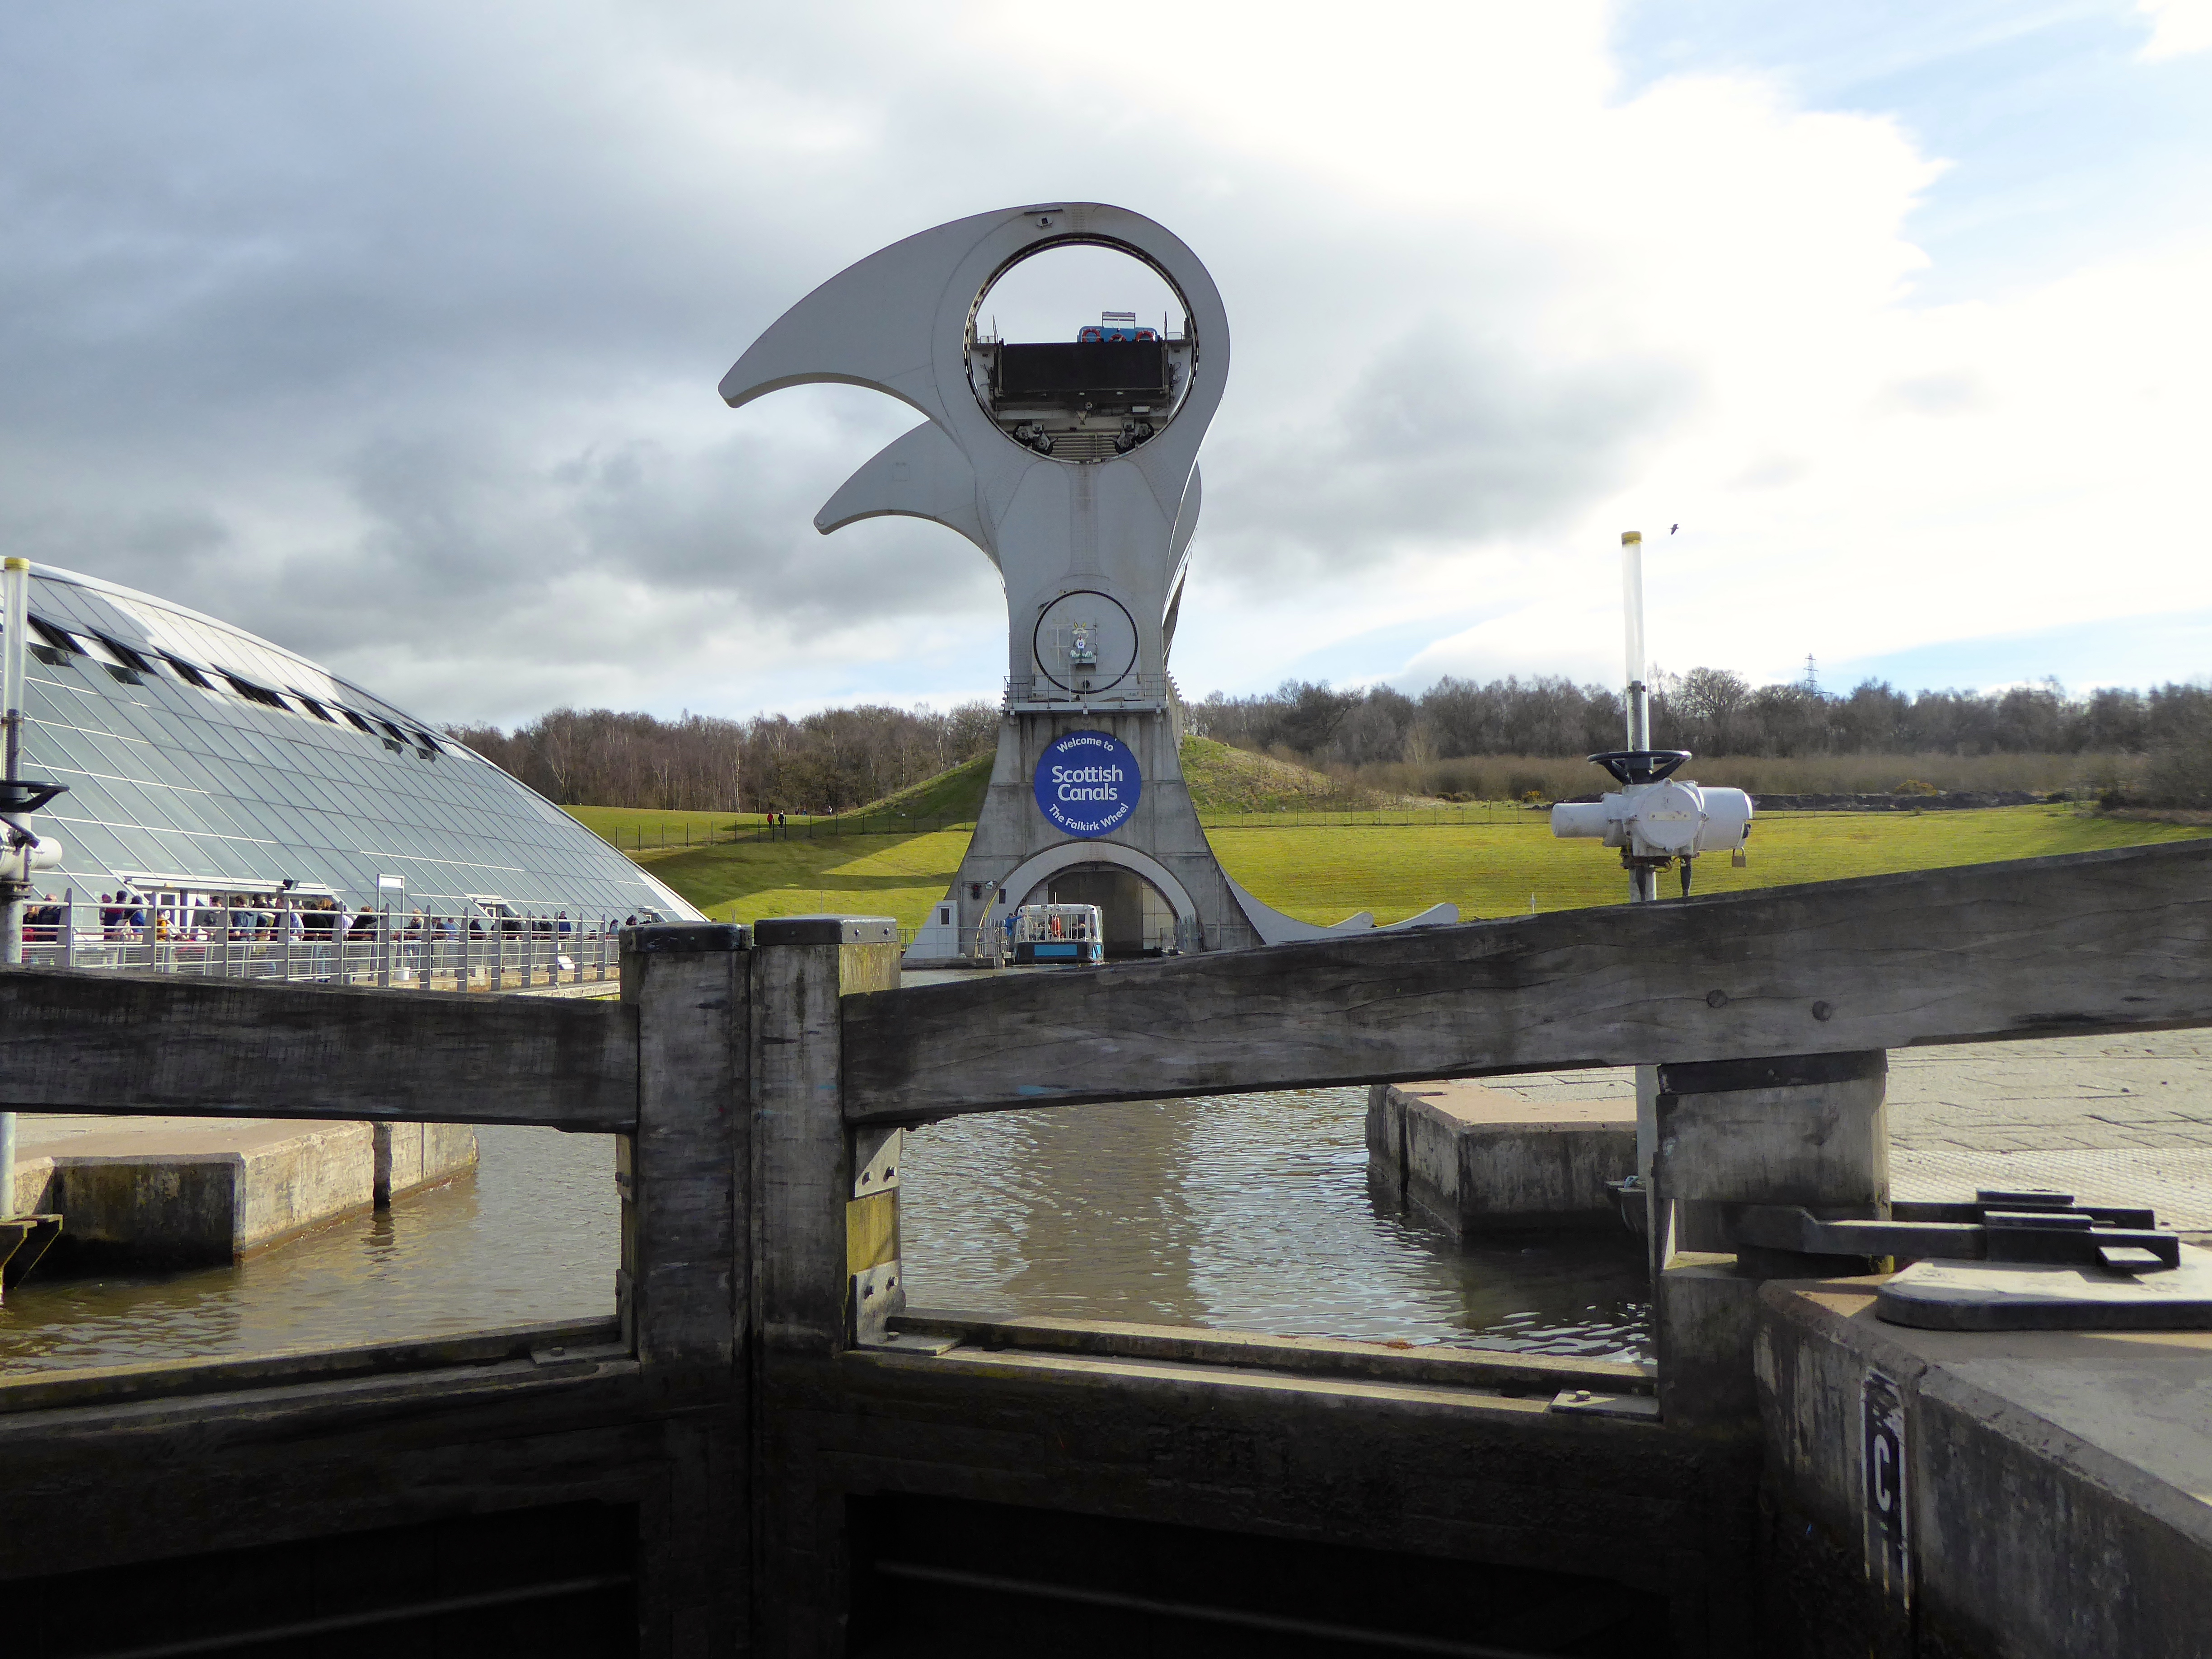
[722, 202, 1455, 962]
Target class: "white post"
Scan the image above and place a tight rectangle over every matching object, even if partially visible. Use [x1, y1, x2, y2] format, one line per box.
[0, 556, 26, 975]
[1622, 529, 1661, 1251]
[2, 557, 25, 792]
[1, 558, 28, 1219]
[1620, 530, 1654, 879]
[1622, 529, 1648, 755]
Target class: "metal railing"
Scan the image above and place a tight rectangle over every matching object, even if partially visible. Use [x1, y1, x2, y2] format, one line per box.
[14, 890, 623, 990]
[1195, 801, 1547, 830]
[1002, 672, 1172, 712]
[600, 812, 974, 851]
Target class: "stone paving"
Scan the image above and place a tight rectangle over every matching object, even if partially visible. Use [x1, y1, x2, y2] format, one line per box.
[1886, 1033, 2212, 1235]
[1476, 1032, 2212, 1237]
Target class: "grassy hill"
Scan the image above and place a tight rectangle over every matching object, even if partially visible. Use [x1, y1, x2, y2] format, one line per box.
[563, 753, 991, 861]
[593, 752, 992, 926]
[577, 745, 2212, 932]
[1179, 736, 1370, 813]
[597, 740, 1362, 925]
[836, 750, 992, 823]
[566, 804, 763, 856]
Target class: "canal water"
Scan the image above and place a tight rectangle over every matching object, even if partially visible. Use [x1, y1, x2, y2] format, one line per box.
[0, 1091, 1648, 1374]
[900, 1087, 1647, 1356]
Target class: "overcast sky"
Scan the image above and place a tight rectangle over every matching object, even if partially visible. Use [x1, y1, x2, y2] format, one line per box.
[5, 1, 2210, 727]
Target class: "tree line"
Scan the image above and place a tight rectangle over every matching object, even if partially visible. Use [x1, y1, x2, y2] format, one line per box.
[1190, 671, 2212, 805]
[449, 669, 2212, 814]
[446, 701, 998, 814]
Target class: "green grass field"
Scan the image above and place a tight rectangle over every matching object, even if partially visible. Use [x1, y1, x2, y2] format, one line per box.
[566, 804, 765, 854]
[565, 740, 2209, 927]
[613, 799, 2208, 930]
[641, 826, 978, 925]
[1209, 804, 2210, 924]
[565, 755, 995, 859]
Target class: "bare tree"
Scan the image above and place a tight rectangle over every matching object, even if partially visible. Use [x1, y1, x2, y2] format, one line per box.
[446, 700, 1000, 812]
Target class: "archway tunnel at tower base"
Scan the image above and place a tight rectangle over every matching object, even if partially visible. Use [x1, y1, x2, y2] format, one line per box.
[1040, 862, 1177, 959]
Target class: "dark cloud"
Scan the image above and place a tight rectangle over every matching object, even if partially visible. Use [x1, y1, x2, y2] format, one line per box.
[1201, 322, 1695, 579]
[0, 3, 1691, 723]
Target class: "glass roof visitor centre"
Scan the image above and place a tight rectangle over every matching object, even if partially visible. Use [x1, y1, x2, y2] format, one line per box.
[9, 562, 698, 930]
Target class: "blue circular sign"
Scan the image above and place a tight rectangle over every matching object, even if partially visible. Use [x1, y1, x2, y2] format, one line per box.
[1033, 729, 1141, 838]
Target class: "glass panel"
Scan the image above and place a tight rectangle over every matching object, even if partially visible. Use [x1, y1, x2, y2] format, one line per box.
[25, 568, 696, 922]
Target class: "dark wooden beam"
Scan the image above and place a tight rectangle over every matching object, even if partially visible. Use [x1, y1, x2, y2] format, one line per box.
[843, 839, 2212, 1125]
[0, 969, 637, 1130]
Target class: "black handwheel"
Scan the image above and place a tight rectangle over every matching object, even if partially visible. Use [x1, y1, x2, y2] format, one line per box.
[1585, 750, 1692, 787]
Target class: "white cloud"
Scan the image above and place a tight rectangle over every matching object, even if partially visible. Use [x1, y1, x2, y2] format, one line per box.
[2138, 0, 2212, 61]
[0, 1, 2207, 726]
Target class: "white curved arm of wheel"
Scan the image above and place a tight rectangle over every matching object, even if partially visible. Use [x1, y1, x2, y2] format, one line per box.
[719, 211, 1010, 422]
[815, 421, 992, 561]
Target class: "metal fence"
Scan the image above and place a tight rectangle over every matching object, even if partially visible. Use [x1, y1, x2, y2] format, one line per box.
[1195, 803, 1546, 830]
[599, 813, 974, 851]
[16, 891, 623, 991]
[1001, 671, 1173, 712]
[594, 801, 1567, 854]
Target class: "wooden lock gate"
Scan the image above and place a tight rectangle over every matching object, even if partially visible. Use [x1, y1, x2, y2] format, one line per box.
[0, 838, 2203, 1657]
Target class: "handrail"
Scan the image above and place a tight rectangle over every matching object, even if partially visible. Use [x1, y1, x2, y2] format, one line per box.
[9, 888, 626, 990]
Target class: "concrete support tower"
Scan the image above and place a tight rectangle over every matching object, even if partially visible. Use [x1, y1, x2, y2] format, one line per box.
[722, 204, 1451, 963]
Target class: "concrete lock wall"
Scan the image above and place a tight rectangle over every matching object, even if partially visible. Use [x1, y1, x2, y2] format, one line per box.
[8, 1117, 478, 1265]
[1367, 1080, 1636, 1233]
[22, 1121, 374, 1265]
[1653, 1053, 1890, 1431]
[374, 1121, 479, 1205]
[1756, 1279, 2212, 1659]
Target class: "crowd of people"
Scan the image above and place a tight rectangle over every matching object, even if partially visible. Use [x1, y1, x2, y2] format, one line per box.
[13, 892, 610, 950]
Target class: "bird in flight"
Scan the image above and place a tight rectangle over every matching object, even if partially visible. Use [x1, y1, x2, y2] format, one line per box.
[1670, 523, 1679, 534]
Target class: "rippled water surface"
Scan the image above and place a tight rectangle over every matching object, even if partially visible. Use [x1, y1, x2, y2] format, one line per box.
[0, 1125, 620, 1373]
[0, 1088, 1647, 1373]
[901, 1087, 1649, 1359]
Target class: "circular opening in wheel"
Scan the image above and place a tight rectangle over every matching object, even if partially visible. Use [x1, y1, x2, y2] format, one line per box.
[967, 239, 1196, 466]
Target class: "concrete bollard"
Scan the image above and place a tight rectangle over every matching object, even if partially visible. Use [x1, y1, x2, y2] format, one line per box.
[1366, 1079, 1636, 1233]
[1651, 1050, 1888, 1431]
